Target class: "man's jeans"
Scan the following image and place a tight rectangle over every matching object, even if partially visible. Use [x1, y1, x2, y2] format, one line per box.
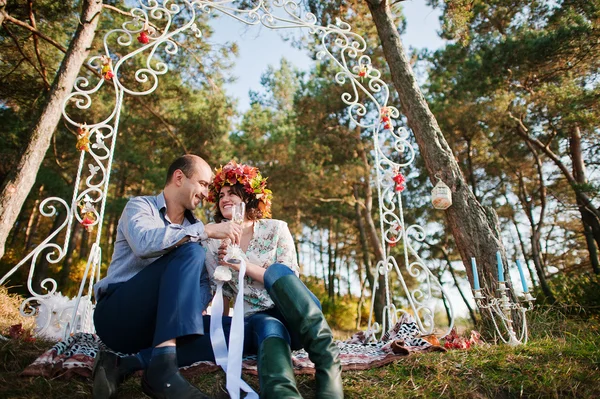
[94, 243, 212, 354]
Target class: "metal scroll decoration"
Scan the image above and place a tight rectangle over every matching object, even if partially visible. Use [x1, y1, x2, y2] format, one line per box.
[1, 0, 454, 340]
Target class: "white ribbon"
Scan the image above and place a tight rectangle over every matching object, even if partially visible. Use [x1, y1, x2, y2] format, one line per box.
[210, 258, 258, 399]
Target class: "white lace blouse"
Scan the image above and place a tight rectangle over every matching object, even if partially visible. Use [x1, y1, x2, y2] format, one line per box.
[203, 219, 300, 316]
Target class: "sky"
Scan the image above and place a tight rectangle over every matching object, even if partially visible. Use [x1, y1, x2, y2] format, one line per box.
[208, 0, 445, 113]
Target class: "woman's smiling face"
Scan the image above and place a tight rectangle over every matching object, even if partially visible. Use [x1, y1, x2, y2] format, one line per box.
[218, 186, 243, 220]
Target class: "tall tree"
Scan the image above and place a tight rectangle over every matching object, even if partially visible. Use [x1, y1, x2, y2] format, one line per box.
[0, 0, 103, 260]
[426, 0, 600, 277]
[358, 0, 511, 297]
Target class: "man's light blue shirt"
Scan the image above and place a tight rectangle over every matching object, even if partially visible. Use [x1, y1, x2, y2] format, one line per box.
[94, 192, 207, 298]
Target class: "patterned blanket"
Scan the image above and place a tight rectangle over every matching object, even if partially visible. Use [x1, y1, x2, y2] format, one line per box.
[22, 314, 445, 378]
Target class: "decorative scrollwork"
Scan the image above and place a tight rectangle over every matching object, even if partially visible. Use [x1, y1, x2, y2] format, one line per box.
[369, 111, 455, 337]
[0, 197, 71, 299]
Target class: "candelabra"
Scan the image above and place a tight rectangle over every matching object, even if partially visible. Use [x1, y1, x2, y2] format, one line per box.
[473, 283, 536, 345]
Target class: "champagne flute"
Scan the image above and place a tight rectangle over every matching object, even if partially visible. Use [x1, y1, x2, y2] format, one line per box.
[227, 202, 245, 264]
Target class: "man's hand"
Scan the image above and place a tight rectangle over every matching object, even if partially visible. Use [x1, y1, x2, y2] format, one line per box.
[204, 222, 242, 245]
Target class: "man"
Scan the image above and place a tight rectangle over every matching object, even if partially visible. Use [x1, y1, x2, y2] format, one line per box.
[92, 154, 241, 399]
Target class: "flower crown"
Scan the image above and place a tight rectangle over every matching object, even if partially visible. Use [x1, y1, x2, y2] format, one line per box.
[207, 161, 273, 218]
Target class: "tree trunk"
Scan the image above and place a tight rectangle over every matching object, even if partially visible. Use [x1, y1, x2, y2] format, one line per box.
[80, 227, 90, 260]
[106, 171, 126, 257]
[309, 231, 316, 276]
[347, 257, 352, 296]
[353, 184, 375, 293]
[356, 271, 366, 328]
[106, 212, 117, 257]
[516, 144, 555, 301]
[24, 185, 45, 250]
[0, 0, 103, 260]
[23, 205, 39, 250]
[465, 136, 479, 201]
[506, 207, 538, 288]
[349, 125, 386, 323]
[366, 0, 509, 299]
[510, 114, 600, 222]
[570, 126, 600, 274]
[60, 221, 81, 288]
[502, 192, 539, 290]
[295, 207, 302, 270]
[363, 202, 387, 322]
[8, 206, 28, 248]
[530, 232, 554, 297]
[581, 222, 599, 273]
[0, 1, 6, 26]
[319, 229, 327, 292]
[335, 222, 342, 298]
[334, 230, 341, 299]
[515, 223, 538, 289]
[294, 234, 302, 274]
[352, 124, 386, 323]
[439, 281, 452, 326]
[327, 217, 335, 299]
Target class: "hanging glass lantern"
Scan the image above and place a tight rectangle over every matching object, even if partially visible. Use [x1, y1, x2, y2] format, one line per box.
[432, 175, 452, 210]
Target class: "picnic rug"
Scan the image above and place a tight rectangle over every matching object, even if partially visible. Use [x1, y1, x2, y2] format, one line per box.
[21, 313, 446, 379]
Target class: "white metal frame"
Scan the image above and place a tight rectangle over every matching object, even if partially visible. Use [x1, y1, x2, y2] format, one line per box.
[1, 0, 454, 340]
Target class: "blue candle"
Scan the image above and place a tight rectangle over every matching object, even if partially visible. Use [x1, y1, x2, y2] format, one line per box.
[496, 251, 504, 282]
[516, 259, 529, 293]
[471, 257, 480, 290]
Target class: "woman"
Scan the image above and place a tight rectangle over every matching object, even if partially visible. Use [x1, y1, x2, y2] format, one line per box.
[204, 161, 343, 399]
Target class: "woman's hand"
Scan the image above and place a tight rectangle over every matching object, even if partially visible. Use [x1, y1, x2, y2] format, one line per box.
[217, 241, 266, 283]
[218, 240, 240, 271]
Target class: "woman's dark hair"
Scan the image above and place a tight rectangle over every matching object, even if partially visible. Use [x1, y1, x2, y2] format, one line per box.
[214, 183, 264, 223]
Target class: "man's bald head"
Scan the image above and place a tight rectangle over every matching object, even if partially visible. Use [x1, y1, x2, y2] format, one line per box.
[165, 154, 210, 186]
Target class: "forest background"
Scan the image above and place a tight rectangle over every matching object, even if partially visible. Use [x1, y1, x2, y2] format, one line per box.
[1, 0, 599, 335]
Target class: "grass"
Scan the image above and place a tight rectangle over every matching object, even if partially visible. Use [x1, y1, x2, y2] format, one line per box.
[1, 307, 599, 398]
[0, 286, 35, 335]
